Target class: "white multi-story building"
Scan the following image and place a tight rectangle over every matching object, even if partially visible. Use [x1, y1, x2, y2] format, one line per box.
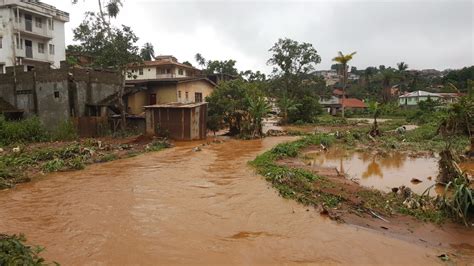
[0, 0, 69, 73]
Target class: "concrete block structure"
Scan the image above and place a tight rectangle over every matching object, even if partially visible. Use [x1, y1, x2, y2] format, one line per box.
[0, 63, 122, 130]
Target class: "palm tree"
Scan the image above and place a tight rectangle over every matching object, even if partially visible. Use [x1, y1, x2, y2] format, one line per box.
[248, 94, 271, 137]
[332, 51, 356, 118]
[277, 94, 298, 124]
[195, 53, 207, 68]
[397, 62, 409, 72]
[140, 42, 155, 61]
[397, 62, 409, 91]
[380, 69, 398, 103]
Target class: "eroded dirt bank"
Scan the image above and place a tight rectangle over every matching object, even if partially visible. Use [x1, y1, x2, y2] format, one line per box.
[0, 137, 464, 265]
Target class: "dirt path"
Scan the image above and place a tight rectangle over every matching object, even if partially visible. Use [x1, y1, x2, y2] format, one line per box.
[0, 137, 454, 265]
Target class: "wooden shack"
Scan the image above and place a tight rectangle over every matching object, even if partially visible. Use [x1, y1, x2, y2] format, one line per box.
[144, 102, 207, 140]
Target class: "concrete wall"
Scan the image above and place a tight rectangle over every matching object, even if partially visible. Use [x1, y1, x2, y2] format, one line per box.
[0, 65, 121, 130]
[127, 90, 147, 115]
[177, 80, 214, 103]
[153, 84, 177, 104]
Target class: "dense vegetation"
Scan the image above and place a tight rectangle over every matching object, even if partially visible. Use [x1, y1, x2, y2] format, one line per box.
[0, 234, 49, 265]
[206, 79, 270, 138]
[0, 116, 77, 146]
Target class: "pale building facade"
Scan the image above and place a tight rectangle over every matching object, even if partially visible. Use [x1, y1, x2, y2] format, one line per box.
[0, 0, 69, 73]
[125, 55, 215, 114]
[126, 55, 202, 81]
[126, 79, 215, 115]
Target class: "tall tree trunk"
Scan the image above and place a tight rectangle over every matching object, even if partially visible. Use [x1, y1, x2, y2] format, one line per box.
[118, 70, 126, 131]
[341, 63, 347, 118]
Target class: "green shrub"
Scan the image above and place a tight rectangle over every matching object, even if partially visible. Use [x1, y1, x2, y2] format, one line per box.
[314, 115, 348, 126]
[146, 140, 171, 152]
[53, 119, 78, 141]
[405, 123, 439, 142]
[99, 153, 118, 162]
[288, 96, 323, 123]
[441, 177, 474, 226]
[68, 156, 85, 170]
[0, 234, 48, 265]
[0, 116, 48, 146]
[42, 159, 65, 172]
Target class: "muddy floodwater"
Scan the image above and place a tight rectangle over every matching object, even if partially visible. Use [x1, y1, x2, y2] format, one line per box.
[0, 137, 467, 265]
[305, 147, 440, 194]
[305, 147, 473, 195]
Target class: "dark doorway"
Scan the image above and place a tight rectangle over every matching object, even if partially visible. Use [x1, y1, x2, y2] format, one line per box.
[24, 14, 32, 31]
[26, 65, 35, 72]
[25, 40, 33, 58]
[149, 93, 157, 105]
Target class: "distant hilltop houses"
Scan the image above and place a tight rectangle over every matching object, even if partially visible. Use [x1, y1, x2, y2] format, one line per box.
[313, 69, 359, 86]
[313, 65, 468, 115]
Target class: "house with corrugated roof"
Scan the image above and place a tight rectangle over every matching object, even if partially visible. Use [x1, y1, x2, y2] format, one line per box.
[399, 90, 463, 107]
[319, 95, 367, 115]
[125, 55, 216, 115]
[398, 90, 441, 107]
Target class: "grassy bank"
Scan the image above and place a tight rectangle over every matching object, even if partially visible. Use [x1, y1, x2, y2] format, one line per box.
[0, 138, 170, 189]
[250, 134, 464, 224]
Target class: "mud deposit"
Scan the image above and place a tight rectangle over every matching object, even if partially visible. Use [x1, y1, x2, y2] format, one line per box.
[0, 137, 470, 265]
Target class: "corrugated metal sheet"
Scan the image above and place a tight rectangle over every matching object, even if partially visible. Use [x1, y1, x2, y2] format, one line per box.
[146, 103, 207, 140]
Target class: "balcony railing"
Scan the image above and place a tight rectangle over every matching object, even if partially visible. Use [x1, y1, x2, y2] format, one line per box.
[14, 20, 52, 39]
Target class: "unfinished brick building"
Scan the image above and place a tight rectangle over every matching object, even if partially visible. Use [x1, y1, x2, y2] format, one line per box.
[0, 63, 122, 130]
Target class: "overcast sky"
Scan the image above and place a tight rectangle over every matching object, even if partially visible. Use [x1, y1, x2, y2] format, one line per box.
[47, 0, 473, 73]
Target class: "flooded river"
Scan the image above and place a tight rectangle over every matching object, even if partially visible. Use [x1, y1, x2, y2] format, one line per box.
[0, 137, 459, 265]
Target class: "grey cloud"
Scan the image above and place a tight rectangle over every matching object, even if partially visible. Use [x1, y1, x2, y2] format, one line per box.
[52, 0, 474, 72]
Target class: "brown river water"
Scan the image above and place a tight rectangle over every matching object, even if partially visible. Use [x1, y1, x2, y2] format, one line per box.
[0, 137, 458, 265]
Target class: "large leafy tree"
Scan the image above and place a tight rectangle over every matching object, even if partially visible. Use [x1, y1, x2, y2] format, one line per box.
[267, 38, 322, 123]
[332, 51, 356, 118]
[443, 66, 474, 93]
[194, 53, 239, 78]
[206, 79, 269, 137]
[72, 0, 141, 130]
[241, 70, 266, 82]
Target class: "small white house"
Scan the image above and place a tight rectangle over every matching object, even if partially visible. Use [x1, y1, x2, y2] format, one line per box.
[399, 90, 441, 107]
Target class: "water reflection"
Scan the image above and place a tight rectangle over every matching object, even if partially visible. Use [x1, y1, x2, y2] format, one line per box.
[363, 160, 383, 179]
[305, 147, 439, 195]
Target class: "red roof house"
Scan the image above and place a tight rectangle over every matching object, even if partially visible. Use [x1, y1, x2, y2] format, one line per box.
[340, 98, 367, 109]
